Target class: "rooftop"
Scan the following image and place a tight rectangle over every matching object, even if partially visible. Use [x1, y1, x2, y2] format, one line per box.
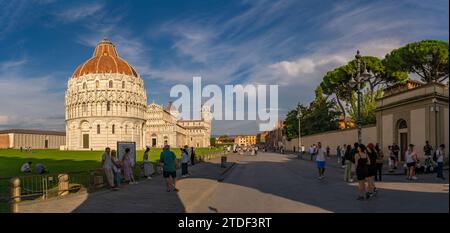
[0, 129, 66, 136]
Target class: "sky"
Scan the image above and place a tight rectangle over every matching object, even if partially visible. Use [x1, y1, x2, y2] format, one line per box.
[0, 0, 448, 135]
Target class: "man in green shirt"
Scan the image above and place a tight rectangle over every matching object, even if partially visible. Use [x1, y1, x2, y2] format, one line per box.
[160, 145, 179, 192]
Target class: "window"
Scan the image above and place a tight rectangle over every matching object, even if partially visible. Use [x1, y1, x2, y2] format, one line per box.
[125, 125, 128, 134]
[97, 125, 100, 134]
[125, 104, 128, 112]
[95, 80, 99, 88]
[83, 82, 87, 89]
[398, 120, 407, 129]
[112, 124, 115, 134]
[107, 101, 111, 111]
[122, 81, 125, 89]
[82, 103, 87, 113]
[109, 80, 113, 88]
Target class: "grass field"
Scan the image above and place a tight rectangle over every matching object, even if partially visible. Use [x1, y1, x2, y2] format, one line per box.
[0, 147, 223, 212]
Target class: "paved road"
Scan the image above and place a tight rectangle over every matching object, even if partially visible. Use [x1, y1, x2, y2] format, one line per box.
[191, 152, 449, 213]
[19, 152, 448, 213]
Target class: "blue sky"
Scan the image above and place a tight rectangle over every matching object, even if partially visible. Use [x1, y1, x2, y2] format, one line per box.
[0, 0, 448, 135]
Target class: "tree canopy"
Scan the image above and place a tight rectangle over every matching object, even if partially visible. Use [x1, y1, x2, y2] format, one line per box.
[383, 40, 449, 83]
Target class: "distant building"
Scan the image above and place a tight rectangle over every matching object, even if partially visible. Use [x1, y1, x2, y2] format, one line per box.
[65, 38, 211, 150]
[234, 135, 257, 146]
[0, 129, 66, 149]
[215, 135, 235, 145]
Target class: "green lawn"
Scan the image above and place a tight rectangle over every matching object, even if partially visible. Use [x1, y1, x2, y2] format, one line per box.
[0, 147, 223, 212]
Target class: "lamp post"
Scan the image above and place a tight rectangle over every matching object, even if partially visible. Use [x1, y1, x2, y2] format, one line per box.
[296, 103, 302, 159]
[431, 97, 439, 149]
[349, 50, 371, 144]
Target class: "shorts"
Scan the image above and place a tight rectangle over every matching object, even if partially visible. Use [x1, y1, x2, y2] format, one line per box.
[368, 165, 377, 177]
[163, 171, 176, 178]
[407, 162, 416, 168]
[316, 161, 326, 169]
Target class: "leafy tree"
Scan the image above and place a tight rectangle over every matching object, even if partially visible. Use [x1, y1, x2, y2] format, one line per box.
[321, 56, 407, 119]
[383, 40, 449, 83]
[210, 137, 216, 147]
[347, 88, 382, 125]
[283, 86, 340, 139]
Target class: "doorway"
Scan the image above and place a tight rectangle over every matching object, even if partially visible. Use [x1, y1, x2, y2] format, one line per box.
[397, 119, 408, 161]
[152, 138, 157, 147]
[44, 140, 48, 149]
[83, 134, 89, 149]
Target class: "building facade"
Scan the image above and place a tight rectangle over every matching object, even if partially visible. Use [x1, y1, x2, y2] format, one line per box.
[65, 38, 211, 150]
[234, 135, 257, 146]
[0, 129, 65, 149]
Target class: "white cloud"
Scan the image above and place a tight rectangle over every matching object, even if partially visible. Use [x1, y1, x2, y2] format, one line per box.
[54, 3, 104, 23]
[0, 115, 8, 125]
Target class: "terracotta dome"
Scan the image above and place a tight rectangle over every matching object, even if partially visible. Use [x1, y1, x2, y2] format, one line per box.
[72, 38, 138, 78]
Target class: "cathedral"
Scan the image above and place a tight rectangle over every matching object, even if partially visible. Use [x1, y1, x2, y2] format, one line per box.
[65, 38, 211, 150]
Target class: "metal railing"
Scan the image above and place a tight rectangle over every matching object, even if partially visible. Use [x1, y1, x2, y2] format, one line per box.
[4, 152, 225, 213]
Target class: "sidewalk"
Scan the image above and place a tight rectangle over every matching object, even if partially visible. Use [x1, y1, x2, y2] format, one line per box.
[282, 151, 447, 176]
[18, 155, 236, 213]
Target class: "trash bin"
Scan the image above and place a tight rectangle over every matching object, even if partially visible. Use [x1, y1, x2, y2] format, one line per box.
[221, 156, 227, 168]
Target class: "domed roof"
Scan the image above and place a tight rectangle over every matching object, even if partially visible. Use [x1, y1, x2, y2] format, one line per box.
[72, 38, 138, 78]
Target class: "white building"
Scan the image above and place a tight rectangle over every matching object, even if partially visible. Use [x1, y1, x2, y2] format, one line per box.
[65, 38, 211, 150]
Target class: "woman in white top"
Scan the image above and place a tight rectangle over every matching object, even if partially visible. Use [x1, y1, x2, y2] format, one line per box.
[405, 144, 418, 180]
[316, 142, 327, 179]
[181, 146, 190, 177]
[102, 147, 115, 188]
[143, 147, 154, 180]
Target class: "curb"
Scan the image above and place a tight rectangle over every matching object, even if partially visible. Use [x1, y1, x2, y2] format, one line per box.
[217, 162, 237, 182]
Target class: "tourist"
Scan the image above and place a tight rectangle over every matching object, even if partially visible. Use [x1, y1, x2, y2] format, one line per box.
[355, 144, 369, 200]
[336, 145, 342, 165]
[309, 145, 315, 161]
[366, 143, 378, 196]
[160, 145, 178, 192]
[435, 144, 445, 180]
[301, 144, 305, 158]
[392, 143, 400, 169]
[423, 140, 433, 160]
[181, 146, 190, 177]
[316, 142, 327, 179]
[388, 145, 395, 172]
[101, 147, 115, 188]
[190, 147, 196, 166]
[405, 144, 418, 180]
[375, 143, 384, 181]
[111, 150, 121, 188]
[344, 144, 353, 182]
[123, 148, 137, 184]
[143, 147, 154, 180]
[20, 161, 32, 173]
[341, 144, 346, 167]
[35, 163, 48, 174]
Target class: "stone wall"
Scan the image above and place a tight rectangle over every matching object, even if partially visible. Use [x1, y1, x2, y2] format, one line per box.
[0, 134, 9, 149]
[284, 125, 377, 154]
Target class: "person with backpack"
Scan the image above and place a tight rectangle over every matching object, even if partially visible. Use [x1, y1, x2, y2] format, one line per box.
[434, 144, 445, 180]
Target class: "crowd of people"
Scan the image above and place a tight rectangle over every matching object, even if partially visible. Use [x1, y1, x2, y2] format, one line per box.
[97, 145, 198, 192]
[303, 140, 446, 200]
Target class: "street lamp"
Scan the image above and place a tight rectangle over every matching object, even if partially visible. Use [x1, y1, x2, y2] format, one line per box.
[431, 96, 439, 149]
[296, 103, 302, 159]
[349, 50, 371, 144]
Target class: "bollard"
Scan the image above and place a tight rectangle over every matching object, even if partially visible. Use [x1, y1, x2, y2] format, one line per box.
[58, 174, 69, 197]
[9, 177, 20, 213]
